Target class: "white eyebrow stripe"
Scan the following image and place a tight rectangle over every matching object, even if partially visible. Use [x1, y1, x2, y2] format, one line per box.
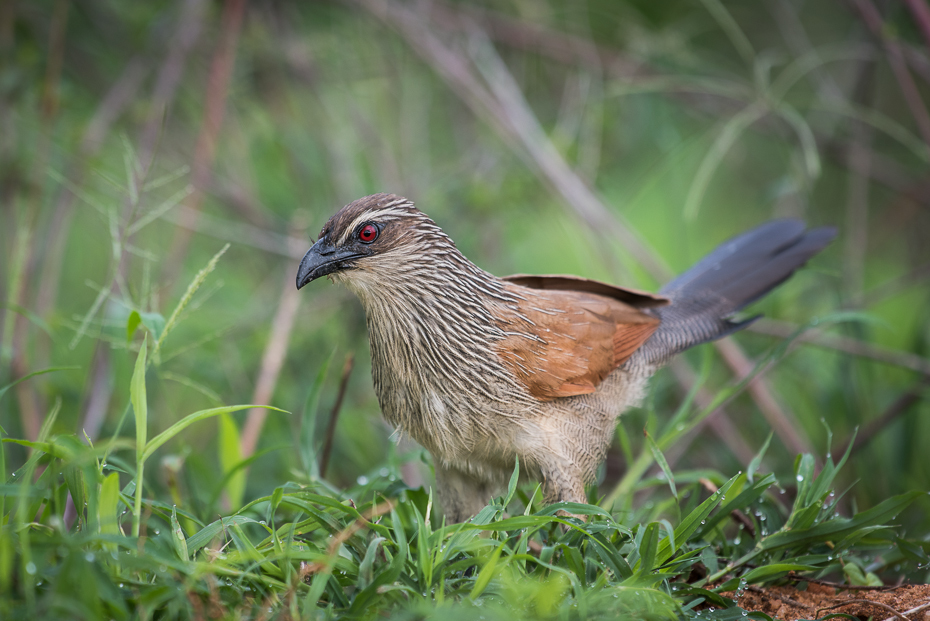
[382, 198, 412, 209]
[337, 206, 414, 245]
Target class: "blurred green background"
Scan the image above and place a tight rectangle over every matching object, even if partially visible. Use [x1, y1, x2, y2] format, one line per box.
[1, 0, 928, 531]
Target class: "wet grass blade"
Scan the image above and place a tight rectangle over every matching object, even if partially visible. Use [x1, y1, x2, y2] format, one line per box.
[131, 335, 147, 538]
[141, 405, 286, 463]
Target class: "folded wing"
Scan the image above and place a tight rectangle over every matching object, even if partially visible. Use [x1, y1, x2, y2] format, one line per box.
[494, 275, 662, 400]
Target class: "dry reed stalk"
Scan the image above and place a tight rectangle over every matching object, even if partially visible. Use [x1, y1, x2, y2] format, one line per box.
[8, 0, 70, 439]
[850, 0, 930, 149]
[239, 271, 302, 458]
[240, 222, 308, 458]
[161, 0, 248, 289]
[319, 354, 355, 478]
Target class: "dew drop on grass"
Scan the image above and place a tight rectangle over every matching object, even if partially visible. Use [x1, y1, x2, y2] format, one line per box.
[119, 583, 124, 588]
[742, 612, 748, 617]
[700, 520, 706, 525]
[154, 530, 160, 535]
[11, 472, 15, 477]
[357, 475, 369, 485]
[85, 553, 95, 562]
[25, 562, 36, 575]
[796, 475, 804, 482]
[379, 467, 389, 477]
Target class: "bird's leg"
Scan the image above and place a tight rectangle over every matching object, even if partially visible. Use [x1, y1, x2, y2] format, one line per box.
[541, 457, 587, 508]
[434, 463, 497, 523]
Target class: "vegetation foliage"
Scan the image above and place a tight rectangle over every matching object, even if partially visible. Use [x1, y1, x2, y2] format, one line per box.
[1, 0, 929, 618]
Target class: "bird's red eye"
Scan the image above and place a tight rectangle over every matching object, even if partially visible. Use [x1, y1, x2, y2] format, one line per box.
[358, 224, 378, 243]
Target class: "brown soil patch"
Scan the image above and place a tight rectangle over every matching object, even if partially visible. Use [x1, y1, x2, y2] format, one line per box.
[724, 582, 930, 621]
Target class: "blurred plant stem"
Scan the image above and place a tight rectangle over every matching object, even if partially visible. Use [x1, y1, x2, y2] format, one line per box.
[161, 0, 246, 289]
[850, 0, 930, 148]
[240, 215, 309, 462]
[239, 267, 302, 460]
[4, 0, 69, 440]
[320, 353, 355, 479]
[843, 61, 875, 306]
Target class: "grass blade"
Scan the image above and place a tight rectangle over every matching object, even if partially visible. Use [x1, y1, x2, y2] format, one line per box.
[142, 405, 286, 463]
[646, 432, 677, 500]
[131, 335, 148, 538]
[219, 413, 246, 508]
[469, 542, 504, 599]
[0, 367, 80, 403]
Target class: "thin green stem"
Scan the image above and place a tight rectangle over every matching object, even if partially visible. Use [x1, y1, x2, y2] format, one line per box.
[133, 460, 144, 538]
[698, 546, 763, 587]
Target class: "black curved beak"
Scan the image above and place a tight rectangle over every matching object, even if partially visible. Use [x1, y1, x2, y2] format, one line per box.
[296, 239, 364, 289]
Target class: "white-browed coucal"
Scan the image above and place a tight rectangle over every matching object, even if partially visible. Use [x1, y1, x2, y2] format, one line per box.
[296, 193, 835, 522]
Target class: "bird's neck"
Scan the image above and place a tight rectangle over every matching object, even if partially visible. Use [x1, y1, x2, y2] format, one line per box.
[347, 248, 513, 342]
[337, 245, 530, 436]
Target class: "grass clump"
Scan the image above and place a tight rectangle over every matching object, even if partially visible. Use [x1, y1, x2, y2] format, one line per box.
[1, 341, 925, 619]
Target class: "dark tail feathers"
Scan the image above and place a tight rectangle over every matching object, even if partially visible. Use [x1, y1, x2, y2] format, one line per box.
[640, 220, 835, 364]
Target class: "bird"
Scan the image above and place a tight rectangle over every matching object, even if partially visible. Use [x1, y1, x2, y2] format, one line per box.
[296, 193, 835, 522]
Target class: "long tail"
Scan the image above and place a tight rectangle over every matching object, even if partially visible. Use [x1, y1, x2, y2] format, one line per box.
[639, 220, 836, 365]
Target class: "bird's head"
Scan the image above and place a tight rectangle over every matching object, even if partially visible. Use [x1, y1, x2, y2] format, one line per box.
[296, 193, 453, 292]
